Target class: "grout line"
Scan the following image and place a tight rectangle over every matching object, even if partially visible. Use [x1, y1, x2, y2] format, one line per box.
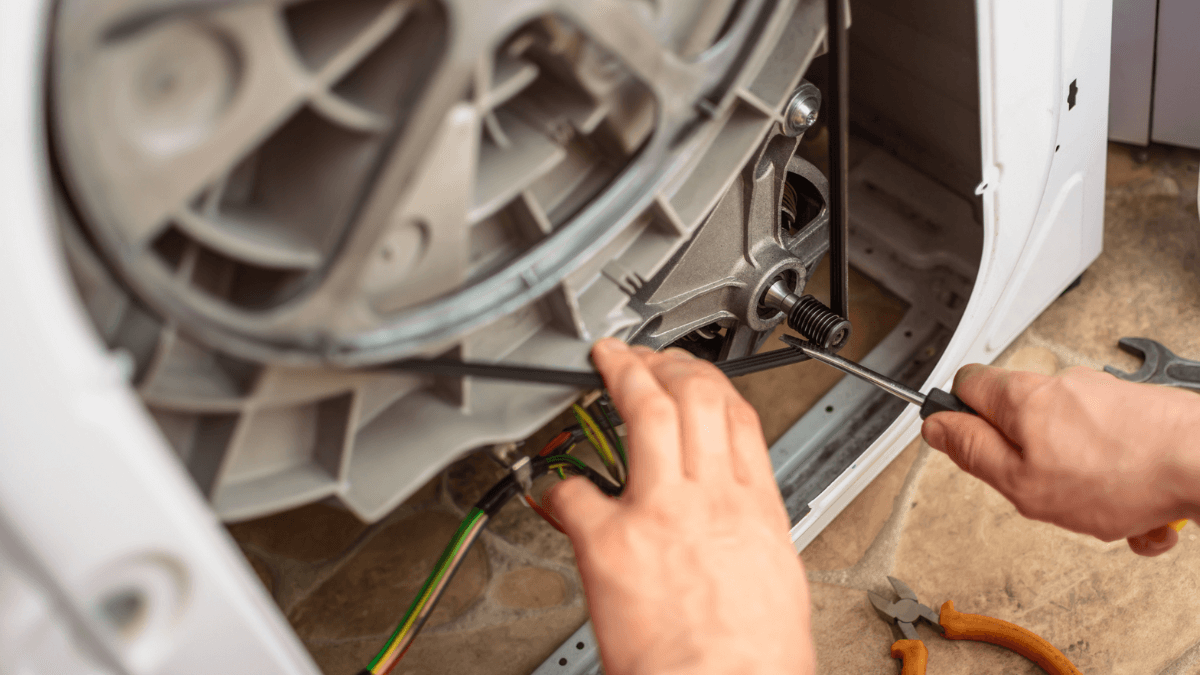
[259, 497, 444, 616]
[422, 528, 586, 635]
[807, 442, 933, 591]
[1157, 638, 1200, 675]
[1025, 332, 1110, 371]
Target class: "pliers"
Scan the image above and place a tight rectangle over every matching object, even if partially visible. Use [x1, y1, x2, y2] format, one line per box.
[869, 577, 1082, 675]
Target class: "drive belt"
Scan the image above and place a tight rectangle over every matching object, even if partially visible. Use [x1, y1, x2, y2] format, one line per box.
[387, 344, 813, 388]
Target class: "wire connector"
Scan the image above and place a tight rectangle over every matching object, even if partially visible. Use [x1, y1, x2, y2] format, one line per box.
[510, 455, 533, 494]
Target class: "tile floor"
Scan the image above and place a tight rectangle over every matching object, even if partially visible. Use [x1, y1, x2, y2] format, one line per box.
[230, 142, 1200, 674]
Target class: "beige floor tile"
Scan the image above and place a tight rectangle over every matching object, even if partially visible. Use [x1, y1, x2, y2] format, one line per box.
[894, 451, 1200, 674]
[809, 581, 897, 672]
[494, 568, 568, 609]
[1002, 345, 1060, 375]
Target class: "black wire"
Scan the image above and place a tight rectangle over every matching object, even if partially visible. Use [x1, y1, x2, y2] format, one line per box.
[596, 395, 625, 429]
[475, 455, 623, 518]
[547, 427, 587, 454]
[589, 400, 625, 476]
[556, 460, 624, 497]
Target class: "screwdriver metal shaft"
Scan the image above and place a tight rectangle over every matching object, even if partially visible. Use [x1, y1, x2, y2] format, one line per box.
[780, 335, 977, 419]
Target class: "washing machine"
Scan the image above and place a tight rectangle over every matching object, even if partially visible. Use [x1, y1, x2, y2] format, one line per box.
[0, 0, 1110, 672]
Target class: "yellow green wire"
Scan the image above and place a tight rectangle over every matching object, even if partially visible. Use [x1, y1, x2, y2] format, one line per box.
[572, 404, 616, 470]
[365, 445, 623, 675]
[545, 453, 589, 474]
[595, 402, 627, 472]
[367, 508, 485, 673]
[554, 442, 576, 480]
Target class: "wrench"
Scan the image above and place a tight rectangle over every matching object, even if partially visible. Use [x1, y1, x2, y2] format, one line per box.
[1104, 337, 1200, 392]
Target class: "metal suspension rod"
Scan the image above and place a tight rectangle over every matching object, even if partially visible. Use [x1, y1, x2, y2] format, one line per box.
[826, 0, 850, 321]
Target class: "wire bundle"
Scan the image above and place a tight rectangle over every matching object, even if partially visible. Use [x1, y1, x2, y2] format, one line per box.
[359, 450, 622, 675]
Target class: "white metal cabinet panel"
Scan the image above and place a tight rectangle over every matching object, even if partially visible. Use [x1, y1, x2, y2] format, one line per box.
[789, 0, 1111, 550]
[1151, 0, 1200, 149]
[1108, 0, 1157, 145]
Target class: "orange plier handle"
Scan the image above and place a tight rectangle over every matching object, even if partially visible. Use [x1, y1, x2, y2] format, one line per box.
[889, 601, 1082, 675]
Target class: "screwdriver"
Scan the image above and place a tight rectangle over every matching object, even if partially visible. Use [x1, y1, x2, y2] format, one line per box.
[785, 335, 1194, 532]
[780, 335, 978, 419]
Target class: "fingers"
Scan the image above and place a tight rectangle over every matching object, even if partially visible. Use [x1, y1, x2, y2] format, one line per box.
[545, 476, 618, 540]
[645, 349, 737, 482]
[591, 339, 768, 489]
[952, 364, 1047, 442]
[1127, 526, 1179, 557]
[591, 339, 684, 491]
[725, 397, 776, 489]
[922, 412, 1023, 496]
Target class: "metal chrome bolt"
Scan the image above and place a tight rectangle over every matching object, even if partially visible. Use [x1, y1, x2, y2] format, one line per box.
[763, 278, 801, 315]
[782, 81, 821, 137]
[761, 278, 852, 350]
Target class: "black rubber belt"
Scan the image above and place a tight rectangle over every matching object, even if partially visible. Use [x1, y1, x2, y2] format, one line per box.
[387, 346, 811, 388]
[826, 0, 851, 321]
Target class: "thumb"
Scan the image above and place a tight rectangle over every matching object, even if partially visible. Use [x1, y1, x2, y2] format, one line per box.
[922, 412, 1023, 496]
[544, 476, 618, 539]
[952, 363, 1047, 442]
[1127, 525, 1179, 557]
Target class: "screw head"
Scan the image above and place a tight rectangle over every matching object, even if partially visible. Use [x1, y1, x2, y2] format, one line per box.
[783, 81, 821, 137]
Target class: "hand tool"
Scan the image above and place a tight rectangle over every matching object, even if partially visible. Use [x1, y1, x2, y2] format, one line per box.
[1104, 336, 1200, 392]
[389, 335, 978, 422]
[387, 340, 816, 388]
[778, 335, 977, 419]
[1104, 336, 1197, 531]
[870, 576, 1082, 675]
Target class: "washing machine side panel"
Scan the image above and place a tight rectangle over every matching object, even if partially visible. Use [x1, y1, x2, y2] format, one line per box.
[0, 3, 320, 674]
[973, 0, 1112, 361]
[791, 0, 1112, 551]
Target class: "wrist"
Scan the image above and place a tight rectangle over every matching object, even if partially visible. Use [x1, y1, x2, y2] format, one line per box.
[1163, 395, 1200, 520]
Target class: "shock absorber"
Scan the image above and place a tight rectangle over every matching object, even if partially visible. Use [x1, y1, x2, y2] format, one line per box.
[762, 279, 851, 350]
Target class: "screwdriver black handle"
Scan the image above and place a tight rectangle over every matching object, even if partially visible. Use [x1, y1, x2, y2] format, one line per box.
[919, 388, 978, 419]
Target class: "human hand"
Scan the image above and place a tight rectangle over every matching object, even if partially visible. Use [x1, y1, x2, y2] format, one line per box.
[546, 338, 814, 675]
[922, 364, 1200, 557]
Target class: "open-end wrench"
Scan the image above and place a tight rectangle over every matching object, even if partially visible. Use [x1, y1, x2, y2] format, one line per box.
[1105, 337, 1198, 532]
[1103, 337, 1200, 392]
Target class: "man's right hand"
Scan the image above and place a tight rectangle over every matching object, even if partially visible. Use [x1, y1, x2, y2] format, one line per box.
[921, 364, 1200, 556]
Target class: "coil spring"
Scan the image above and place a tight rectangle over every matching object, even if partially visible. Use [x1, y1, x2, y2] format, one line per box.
[781, 182, 799, 233]
[788, 295, 852, 350]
